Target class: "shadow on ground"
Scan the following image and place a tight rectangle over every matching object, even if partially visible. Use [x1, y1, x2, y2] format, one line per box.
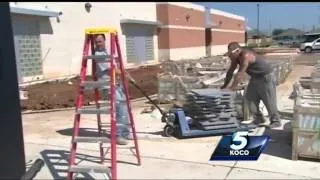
[40, 149, 99, 179]
[56, 128, 164, 138]
[279, 111, 294, 120]
[57, 128, 106, 137]
[263, 121, 293, 160]
[40, 149, 141, 179]
[261, 109, 294, 159]
[262, 119, 320, 162]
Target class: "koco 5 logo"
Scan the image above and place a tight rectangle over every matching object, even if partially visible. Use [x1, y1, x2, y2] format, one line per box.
[210, 131, 270, 161]
[230, 131, 250, 156]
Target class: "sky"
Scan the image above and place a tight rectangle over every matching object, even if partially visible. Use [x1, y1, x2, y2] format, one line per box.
[197, 2, 320, 33]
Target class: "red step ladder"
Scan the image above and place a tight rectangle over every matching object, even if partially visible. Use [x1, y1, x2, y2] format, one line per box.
[67, 28, 141, 180]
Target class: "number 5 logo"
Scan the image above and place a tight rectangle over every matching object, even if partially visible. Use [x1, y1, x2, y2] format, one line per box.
[230, 131, 248, 150]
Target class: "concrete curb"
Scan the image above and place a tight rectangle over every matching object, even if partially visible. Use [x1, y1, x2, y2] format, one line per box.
[22, 107, 75, 114]
[21, 94, 158, 115]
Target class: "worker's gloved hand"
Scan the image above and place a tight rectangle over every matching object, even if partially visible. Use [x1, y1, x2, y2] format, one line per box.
[221, 87, 233, 92]
[115, 68, 121, 75]
[220, 85, 226, 89]
[114, 68, 136, 84]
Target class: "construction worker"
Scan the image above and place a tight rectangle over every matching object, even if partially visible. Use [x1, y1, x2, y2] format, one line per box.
[221, 42, 281, 129]
[94, 34, 130, 145]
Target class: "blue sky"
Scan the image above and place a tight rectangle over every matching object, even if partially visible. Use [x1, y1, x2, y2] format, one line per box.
[197, 2, 320, 33]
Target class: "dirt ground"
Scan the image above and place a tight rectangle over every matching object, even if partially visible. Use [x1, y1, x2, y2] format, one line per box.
[19, 48, 302, 111]
[20, 65, 163, 111]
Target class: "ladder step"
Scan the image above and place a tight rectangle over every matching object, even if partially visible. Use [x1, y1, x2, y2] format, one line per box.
[84, 55, 110, 62]
[89, 101, 111, 106]
[73, 137, 110, 143]
[69, 165, 110, 174]
[98, 102, 111, 107]
[100, 123, 110, 127]
[77, 106, 111, 114]
[100, 123, 131, 127]
[81, 80, 110, 88]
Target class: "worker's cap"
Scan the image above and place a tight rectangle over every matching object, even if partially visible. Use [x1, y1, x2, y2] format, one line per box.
[227, 42, 241, 54]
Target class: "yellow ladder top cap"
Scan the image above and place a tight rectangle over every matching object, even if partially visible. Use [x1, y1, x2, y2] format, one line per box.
[85, 27, 117, 34]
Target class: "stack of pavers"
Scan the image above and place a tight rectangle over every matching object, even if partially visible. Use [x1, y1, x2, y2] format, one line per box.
[310, 62, 320, 94]
[182, 89, 240, 131]
[299, 61, 320, 91]
[157, 57, 230, 103]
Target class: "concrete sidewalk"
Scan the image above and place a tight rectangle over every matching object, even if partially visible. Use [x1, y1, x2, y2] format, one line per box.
[22, 64, 320, 179]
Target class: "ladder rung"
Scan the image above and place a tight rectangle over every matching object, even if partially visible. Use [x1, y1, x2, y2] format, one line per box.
[81, 80, 110, 88]
[73, 137, 110, 143]
[89, 101, 111, 106]
[77, 106, 110, 114]
[98, 102, 111, 107]
[100, 123, 110, 127]
[101, 123, 131, 126]
[69, 165, 110, 173]
[84, 55, 110, 61]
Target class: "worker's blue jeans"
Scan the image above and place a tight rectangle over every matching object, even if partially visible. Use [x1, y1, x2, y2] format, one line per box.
[115, 86, 130, 138]
[100, 84, 130, 138]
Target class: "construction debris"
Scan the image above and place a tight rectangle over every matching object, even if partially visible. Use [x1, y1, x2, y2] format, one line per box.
[298, 61, 320, 92]
[267, 56, 294, 85]
[158, 57, 233, 103]
[158, 55, 294, 103]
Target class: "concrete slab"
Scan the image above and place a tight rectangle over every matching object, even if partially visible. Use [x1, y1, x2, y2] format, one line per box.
[226, 167, 312, 179]
[23, 104, 234, 179]
[21, 56, 320, 179]
[235, 143, 320, 178]
[25, 137, 233, 179]
[233, 126, 319, 179]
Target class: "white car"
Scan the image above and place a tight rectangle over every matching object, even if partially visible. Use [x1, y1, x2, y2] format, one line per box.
[300, 38, 320, 53]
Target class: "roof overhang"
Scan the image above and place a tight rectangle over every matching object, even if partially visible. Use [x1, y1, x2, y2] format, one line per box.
[120, 19, 162, 26]
[304, 32, 320, 36]
[205, 22, 218, 28]
[10, 5, 60, 17]
[246, 26, 253, 31]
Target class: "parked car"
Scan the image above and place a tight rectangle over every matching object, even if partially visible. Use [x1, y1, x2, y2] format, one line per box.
[276, 39, 300, 47]
[299, 38, 320, 53]
[277, 39, 294, 46]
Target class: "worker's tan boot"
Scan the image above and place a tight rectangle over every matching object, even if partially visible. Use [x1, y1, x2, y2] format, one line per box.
[116, 137, 128, 145]
[125, 134, 134, 140]
[268, 120, 281, 129]
[252, 114, 268, 127]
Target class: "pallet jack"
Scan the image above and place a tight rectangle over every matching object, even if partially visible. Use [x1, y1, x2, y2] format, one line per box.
[128, 78, 257, 139]
[162, 108, 256, 138]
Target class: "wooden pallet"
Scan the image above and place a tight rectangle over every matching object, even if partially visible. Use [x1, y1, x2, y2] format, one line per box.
[292, 128, 320, 161]
[292, 91, 320, 161]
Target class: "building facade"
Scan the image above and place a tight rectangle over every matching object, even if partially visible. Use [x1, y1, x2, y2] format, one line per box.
[9, 2, 245, 83]
[157, 3, 245, 60]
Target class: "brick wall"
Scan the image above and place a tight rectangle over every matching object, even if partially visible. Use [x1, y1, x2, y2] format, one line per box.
[157, 3, 246, 60]
[210, 9, 245, 45]
[157, 2, 206, 60]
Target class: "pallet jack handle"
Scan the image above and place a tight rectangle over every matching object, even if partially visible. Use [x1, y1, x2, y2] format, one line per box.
[124, 71, 165, 115]
[21, 159, 44, 180]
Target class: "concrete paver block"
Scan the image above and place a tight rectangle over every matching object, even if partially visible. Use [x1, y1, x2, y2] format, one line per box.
[226, 168, 312, 179]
